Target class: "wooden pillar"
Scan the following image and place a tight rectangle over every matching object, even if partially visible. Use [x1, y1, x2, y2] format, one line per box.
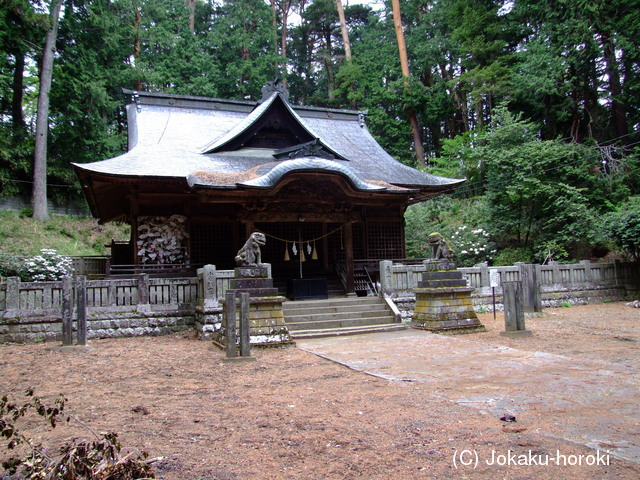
[61, 276, 73, 346]
[131, 191, 140, 265]
[322, 223, 329, 271]
[344, 221, 355, 295]
[225, 292, 237, 358]
[244, 220, 255, 238]
[239, 292, 251, 357]
[76, 276, 87, 345]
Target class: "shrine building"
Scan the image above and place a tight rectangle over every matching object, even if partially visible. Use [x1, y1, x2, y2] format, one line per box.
[73, 81, 464, 295]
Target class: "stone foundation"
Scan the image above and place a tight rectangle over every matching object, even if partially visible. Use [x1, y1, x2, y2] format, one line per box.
[216, 296, 294, 348]
[0, 311, 194, 344]
[194, 304, 224, 340]
[412, 260, 486, 334]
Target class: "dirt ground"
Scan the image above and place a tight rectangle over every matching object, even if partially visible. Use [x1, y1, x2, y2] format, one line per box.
[1, 302, 639, 480]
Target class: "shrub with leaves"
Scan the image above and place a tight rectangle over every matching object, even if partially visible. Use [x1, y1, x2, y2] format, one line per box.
[600, 196, 640, 262]
[450, 226, 497, 267]
[0, 252, 26, 281]
[1, 388, 155, 479]
[22, 249, 74, 282]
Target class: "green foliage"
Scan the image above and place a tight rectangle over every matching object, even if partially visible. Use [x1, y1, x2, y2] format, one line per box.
[0, 211, 130, 257]
[492, 247, 534, 266]
[0, 252, 26, 280]
[1, 388, 155, 479]
[405, 196, 457, 258]
[207, 0, 281, 100]
[534, 240, 569, 264]
[0, 0, 639, 264]
[600, 196, 640, 261]
[404, 196, 494, 261]
[481, 107, 598, 255]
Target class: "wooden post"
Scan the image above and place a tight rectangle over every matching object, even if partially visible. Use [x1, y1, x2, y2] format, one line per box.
[137, 273, 149, 305]
[344, 222, 355, 295]
[580, 260, 592, 283]
[239, 292, 251, 357]
[379, 260, 393, 296]
[5, 277, 20, 310]
[61, 276, 73, 346]
[201, 264, 218, 308]
[503, 281, 524, 331]
[519, 263, 541, 313]
[76, 276, 87, 345]
[501, 281, 532, 337]
[225, 292, 237, 358]
[322, 223, 329, 272]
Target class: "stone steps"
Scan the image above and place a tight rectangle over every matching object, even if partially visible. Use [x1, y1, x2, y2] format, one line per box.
[291, 323, 408, 339]
[283, 296, 402, 338]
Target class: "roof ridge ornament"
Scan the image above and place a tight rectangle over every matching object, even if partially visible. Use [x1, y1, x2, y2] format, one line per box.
[274, 138, 338, 160]
[259, 75, 289, 104]
[132, 91, 141, 112]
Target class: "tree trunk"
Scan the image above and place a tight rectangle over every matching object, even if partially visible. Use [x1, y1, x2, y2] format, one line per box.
[270, 0, 279, 71]
[185, 0, 196, 33]
[11, 50, 25, 131]
[335, 0, 351, 63]
[391, 0, 424, 164]
[32, 0, 63, 222]
[280, 0, 291, 86]
[600, 29, 628, 142]
[133, 6, 142, 90]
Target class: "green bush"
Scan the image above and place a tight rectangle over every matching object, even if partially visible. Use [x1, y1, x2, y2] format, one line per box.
[0, 251, 26, 280]
[600, 196, 640, 261]
[493, 247, 534, 266]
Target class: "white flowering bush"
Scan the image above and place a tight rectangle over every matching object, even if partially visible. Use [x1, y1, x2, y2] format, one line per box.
[22, 249, 74, 282]
[450, 226, 497, 267]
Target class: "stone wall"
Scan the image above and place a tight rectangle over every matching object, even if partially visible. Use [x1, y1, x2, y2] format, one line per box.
[0, 311, 193, 344]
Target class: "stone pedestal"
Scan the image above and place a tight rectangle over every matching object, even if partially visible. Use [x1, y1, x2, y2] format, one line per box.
[412, 260, 486, 334]
[229, 265, 279, 297]
[215, 264, 294, 348]
[220, 296, 293, 347]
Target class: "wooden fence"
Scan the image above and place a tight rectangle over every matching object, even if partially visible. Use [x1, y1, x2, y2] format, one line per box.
[379, 259, 640, 313]
[381, 260, 638, 294]
[0, 275, 198, 315]
[2, 260, 638, 342]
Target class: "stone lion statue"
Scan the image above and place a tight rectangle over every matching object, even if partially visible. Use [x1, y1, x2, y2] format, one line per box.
[428, 232, 454, 260]
[235, 232, 267, 267]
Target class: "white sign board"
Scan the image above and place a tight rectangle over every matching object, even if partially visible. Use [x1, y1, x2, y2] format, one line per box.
[489, 269, 500, 288]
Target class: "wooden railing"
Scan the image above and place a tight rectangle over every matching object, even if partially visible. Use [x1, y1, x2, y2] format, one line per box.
[0, 275, 198, 314]
[71, 256, 109, 278]
[106, 263, 201, 277]
[380, 260, 639, 295]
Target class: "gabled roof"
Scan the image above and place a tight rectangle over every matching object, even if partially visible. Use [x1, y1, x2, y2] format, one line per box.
[73, 86, 465, 210]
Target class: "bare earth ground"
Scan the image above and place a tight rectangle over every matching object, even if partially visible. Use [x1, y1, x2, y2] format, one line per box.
[1, 302, 639, 480]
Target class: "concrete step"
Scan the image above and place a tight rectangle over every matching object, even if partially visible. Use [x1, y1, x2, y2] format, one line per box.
[291, 323, 409, 339]
[285, 309, 391, 324]
[283, 296, 401, 336]
[286, 314, 396, 331]
[283, 301, 387, 316]
[283, 296, 381, 311]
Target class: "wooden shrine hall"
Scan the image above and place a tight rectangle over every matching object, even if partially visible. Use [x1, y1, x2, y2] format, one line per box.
[73, 81, 464, 296]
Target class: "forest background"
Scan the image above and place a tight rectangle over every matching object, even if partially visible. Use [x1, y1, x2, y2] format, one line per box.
[1, 0, 640, 266]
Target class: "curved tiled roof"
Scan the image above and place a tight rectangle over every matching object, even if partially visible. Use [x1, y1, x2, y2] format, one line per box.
[238, 158, 386, 191]
[73, 90, 465, 199]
